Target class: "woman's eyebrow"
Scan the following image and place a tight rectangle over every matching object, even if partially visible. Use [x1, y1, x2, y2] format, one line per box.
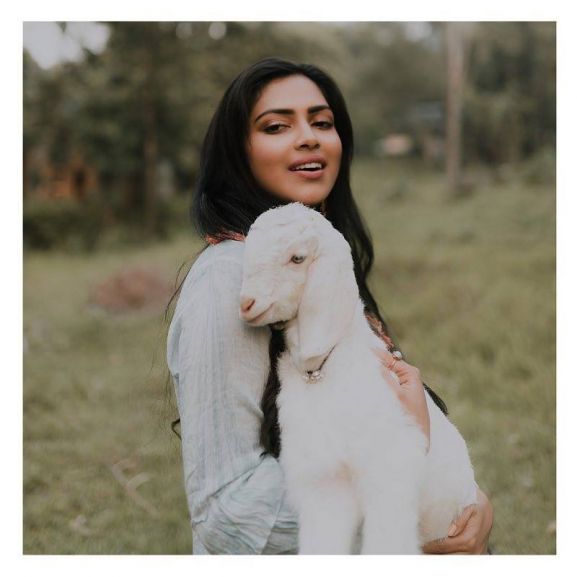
[254, 105, 331, 123]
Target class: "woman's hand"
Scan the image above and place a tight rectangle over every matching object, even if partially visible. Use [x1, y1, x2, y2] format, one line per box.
[422, 488, 494, 554]
[373, 347, 493, 554]
[373, 347, 430, 449]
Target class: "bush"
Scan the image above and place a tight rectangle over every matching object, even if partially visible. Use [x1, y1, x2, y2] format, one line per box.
[518, 146, 556, 185]
[155, 194, 192, 240]
[23, 193, 193, 252]
[23, 196, 104, 251]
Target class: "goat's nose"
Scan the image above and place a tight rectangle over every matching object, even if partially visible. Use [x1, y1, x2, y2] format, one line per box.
[240, 296, 255, 314]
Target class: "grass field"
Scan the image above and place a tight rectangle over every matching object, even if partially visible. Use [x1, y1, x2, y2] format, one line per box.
[23, 158, 556, 554]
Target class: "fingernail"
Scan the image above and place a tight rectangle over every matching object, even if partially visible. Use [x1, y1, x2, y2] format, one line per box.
[447, 523, 457, 537]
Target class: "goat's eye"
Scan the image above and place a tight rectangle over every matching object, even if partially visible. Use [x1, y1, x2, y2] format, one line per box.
[291, 255, 306, 264]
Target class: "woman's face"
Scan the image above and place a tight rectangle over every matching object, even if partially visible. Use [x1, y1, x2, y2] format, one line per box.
[246, 75, 342, 206]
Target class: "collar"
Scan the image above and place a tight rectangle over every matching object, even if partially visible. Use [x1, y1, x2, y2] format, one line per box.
[302, 344, 337, 384]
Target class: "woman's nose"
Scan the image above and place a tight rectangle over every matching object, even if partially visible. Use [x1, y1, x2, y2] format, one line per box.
[295, 123, 320, 150]
[297, 139, 320, 150]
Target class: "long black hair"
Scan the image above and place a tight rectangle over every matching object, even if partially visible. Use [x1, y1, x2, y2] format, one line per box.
[193, 57, 384, 326]
[187, 57, 447, 455]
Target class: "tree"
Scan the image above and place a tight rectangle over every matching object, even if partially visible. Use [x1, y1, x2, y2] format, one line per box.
[445, 22, 473, 193]
[463, 22, 556, 165]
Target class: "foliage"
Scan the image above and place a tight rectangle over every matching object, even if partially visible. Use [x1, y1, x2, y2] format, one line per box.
[517, 145, 556, 185]
[464, 22, 556, 164]
[23, 22, 556, 242]
[23, 197, 104, 251]
[23, 193, 193, 252]
[343, 22, 446, 154]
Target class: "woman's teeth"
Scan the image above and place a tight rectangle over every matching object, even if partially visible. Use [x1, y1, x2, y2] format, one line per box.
[292, 163, 323, 171]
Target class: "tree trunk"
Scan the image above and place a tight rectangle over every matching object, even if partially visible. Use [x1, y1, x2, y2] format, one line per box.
[142, 33, 158, 237]
[446, 23, 466, 194]
[143, 98, 158, 237]
[23, 147, 29, 198]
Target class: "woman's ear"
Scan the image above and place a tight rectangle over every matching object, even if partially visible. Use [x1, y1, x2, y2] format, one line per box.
[295, 238, 358, 371]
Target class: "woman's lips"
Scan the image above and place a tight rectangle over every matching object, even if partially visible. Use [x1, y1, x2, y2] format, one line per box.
[289, 167, 325, 180]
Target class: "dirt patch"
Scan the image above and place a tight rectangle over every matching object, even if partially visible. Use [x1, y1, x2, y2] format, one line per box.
[89, 266, 174, 313]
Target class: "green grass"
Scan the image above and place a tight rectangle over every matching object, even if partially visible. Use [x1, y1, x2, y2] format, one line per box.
[23, 158, 555, 554]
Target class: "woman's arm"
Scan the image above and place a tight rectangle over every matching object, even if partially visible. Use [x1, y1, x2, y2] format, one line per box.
[167, 253, 298, 554]
[373, 347, 493, 554]
[421, 487, 493, 554]
[373, 347, 430, 448]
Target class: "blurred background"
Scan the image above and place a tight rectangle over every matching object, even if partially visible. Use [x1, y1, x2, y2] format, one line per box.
[23, 22, 556, 554]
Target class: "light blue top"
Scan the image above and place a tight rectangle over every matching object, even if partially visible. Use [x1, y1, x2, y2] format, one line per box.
[167, 239, 299, 554]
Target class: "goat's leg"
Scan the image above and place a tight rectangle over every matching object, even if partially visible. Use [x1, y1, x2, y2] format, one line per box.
[358, 472, 422, 554]
[297, 481, 360, 555]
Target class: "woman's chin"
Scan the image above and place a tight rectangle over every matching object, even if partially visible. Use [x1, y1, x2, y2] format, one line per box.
[272, 185, 330, 207]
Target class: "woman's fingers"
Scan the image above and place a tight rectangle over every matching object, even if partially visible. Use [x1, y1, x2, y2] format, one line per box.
[372, 347, 399, 381]
[422, 537, 451, 554]
[422, 535, 470, 554]
[449, 504, 476, 537]
[373, 347, 421, 386]
[421, 498, 492, 554]
[372, 347, 405, 376]
[422, 508, 476, 554]
[372, 346, 395, 367]
[372, 347, 430, 446]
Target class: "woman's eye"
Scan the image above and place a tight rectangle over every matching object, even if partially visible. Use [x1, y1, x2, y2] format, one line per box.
[291, 255, 306, 264]
[263, 123, 287, 134]
[314, 120, 334, 129]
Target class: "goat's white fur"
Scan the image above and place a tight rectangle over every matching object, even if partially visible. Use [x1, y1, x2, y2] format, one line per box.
[240, 203, 477, 554]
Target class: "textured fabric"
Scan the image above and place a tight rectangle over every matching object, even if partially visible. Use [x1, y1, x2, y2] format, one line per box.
[167, 239, 299, 554]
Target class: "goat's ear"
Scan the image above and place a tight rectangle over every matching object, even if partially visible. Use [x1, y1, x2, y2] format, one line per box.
[283, 234, 319, 262]
[296, 239, 358, 371]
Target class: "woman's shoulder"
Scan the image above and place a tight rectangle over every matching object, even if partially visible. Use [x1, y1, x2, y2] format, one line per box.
[176, 240, 245, 312]
[166, 237, 268, 385]
[190, 239, 245, 278]
[182, 240, 245, 289]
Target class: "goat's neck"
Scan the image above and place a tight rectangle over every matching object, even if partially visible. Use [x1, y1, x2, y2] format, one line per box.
[283, 299, 365, 373]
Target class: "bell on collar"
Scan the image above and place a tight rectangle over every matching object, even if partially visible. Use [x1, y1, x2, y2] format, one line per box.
[303, 369, 323, 383]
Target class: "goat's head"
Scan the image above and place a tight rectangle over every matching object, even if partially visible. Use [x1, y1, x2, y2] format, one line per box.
[240, 203, 359, 372]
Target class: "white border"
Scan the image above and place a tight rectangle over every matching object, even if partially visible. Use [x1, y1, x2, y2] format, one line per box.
[8, 1, 574, 575]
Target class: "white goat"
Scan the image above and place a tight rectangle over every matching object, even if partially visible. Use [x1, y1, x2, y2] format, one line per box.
[239, 203, 477, 554]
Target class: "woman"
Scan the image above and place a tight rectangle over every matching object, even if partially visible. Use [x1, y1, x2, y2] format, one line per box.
[167, 57, 493, 554]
